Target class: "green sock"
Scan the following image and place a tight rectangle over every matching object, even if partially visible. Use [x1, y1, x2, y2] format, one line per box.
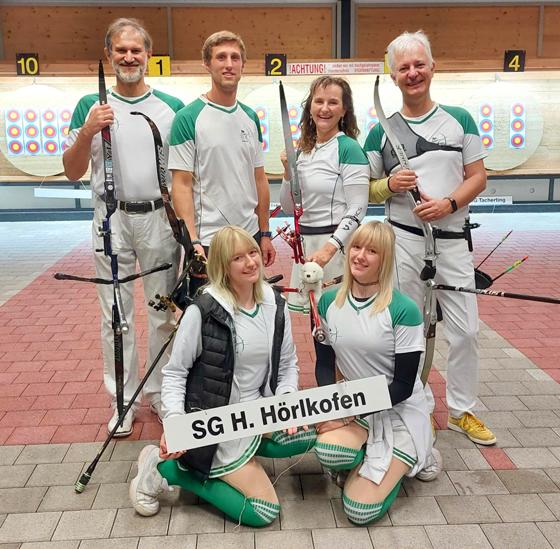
[342, 479, 402, 525]
[257, 428, 317, 458]
[157, 460, 280, 527]
[314, 441, 365, 470]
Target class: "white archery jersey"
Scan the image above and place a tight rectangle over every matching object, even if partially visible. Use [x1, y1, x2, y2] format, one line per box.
[318, 288, 424, 382]
[168, 96, 264, 245]
[295, 132, 370, 230]
[364, 104, 486, 232]
[67, 88, 184, 201]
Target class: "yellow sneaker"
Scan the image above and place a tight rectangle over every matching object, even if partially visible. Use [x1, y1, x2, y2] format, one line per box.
[448, 412, 496, 445]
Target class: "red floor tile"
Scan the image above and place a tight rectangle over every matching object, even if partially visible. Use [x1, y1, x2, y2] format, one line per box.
[139, 422, 163, 440]
[51, 423, 101, 444]
[0, 410, 47, 428]
[31, 394, 75, 410]
[41, 408, 88, 426]
[22, 382, 65, 397]
[480, 447, 517, 470]
[6, 425, 57, 445]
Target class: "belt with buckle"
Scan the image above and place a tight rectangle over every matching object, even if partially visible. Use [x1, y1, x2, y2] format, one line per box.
[388, 219, 466, 239]
[118, 198, 164, 214]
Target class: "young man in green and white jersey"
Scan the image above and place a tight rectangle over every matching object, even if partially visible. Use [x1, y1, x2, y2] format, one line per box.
[63, 18, 184, 436]
[169, 30, 275, 296]
[364, 30, 495, 446]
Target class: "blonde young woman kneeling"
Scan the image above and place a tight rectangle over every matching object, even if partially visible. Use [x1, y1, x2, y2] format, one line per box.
[129, 226, 315, 527]
[315, 221, 442, 525]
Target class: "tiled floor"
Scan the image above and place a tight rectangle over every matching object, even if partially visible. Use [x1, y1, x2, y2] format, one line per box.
[1, 213, 559, 548]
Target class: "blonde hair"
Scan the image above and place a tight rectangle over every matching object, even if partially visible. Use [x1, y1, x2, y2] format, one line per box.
[335, 221, 395, 313]
[105, 18, 152, 52]
[206, 226, 265, 307]
[201, 30, 247, 65]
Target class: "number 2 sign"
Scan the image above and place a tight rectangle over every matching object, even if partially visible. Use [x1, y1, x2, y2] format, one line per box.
[265, 54, 287, 76]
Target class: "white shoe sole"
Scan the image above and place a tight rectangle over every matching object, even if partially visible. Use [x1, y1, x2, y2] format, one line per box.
[416, 448, 443, 482]
[447, 422, 496, 445]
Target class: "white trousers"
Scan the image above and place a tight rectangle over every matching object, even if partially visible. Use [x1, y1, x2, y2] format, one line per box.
[393, 226, 480, 417]
[92, 198, 180, 409]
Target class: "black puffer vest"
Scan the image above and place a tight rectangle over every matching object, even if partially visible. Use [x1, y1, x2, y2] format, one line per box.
[177, 289, 286, 479]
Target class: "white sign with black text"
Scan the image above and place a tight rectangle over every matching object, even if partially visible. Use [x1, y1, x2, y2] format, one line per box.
[163, 377, 391, 453]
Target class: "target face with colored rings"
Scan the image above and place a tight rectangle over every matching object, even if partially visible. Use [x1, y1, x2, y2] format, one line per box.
[9, 141, 23, 154]
[8, 125, 21, 138]
[511, 134, 525, 148]
[43, 125, 57, 138]
[481, 135, 493, 148]
[7, 110, 20, 122]
[25, 125, 39, 138]
[26, 141, 40, 154]
[25, 110, 38, 122]
[44, 140, 58, 154]
[511, 119, 524, 131]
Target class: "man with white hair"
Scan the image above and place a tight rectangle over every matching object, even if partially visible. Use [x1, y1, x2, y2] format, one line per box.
[64, 18, 184, 436]
[364, 30, 495, 445]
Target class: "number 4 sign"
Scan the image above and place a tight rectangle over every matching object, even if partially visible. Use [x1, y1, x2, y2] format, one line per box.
[504, 50, 526, 72]
[148, 55, 171, 77]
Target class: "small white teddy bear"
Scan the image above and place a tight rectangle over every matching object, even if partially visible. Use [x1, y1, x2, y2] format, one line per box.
[299, 261, 324, 302]
[299, 261, 326, 342]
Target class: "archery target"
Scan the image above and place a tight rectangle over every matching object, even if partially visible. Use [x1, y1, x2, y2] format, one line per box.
[0, 85, 74, 176]
[464, 83, 543, 171]
[255, 106, 270, 152]
[478, 103, 495, 151]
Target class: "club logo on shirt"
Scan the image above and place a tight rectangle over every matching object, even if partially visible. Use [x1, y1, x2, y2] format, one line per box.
[430, 133, 448, 146]
[234, 335, 245, 355]
[240, 129, 249, 143]
[327, 326, 341, 344]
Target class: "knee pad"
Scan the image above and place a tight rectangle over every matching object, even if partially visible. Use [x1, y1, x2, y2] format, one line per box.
[342, 494, 383, 525]
[314, 442, 364, 470]
[257, 428, 317, 458]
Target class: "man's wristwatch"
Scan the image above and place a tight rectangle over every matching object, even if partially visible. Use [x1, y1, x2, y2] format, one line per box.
[260, 230, 272, 238]
[444, 196, 458, 212]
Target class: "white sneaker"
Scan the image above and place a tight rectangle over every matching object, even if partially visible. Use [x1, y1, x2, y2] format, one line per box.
[108, 408, 134, 437]
[130, 445, 165, 516]
[416, 447, 443, 482]
[150, 401, 163, 424]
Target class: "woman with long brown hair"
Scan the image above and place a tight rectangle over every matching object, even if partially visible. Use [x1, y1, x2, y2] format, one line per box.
[280, 76, 369, 386]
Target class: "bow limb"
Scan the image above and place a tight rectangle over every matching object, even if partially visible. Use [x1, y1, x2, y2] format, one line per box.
[420, 280, 438, 385]
[279, 81, 305, 264]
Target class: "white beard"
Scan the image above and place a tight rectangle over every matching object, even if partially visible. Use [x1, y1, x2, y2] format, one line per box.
[112, 61, 146, 84]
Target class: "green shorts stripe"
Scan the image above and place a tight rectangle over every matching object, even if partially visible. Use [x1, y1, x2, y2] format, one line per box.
[208, 435, 261, 478]
[392, 447, 417, 467]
